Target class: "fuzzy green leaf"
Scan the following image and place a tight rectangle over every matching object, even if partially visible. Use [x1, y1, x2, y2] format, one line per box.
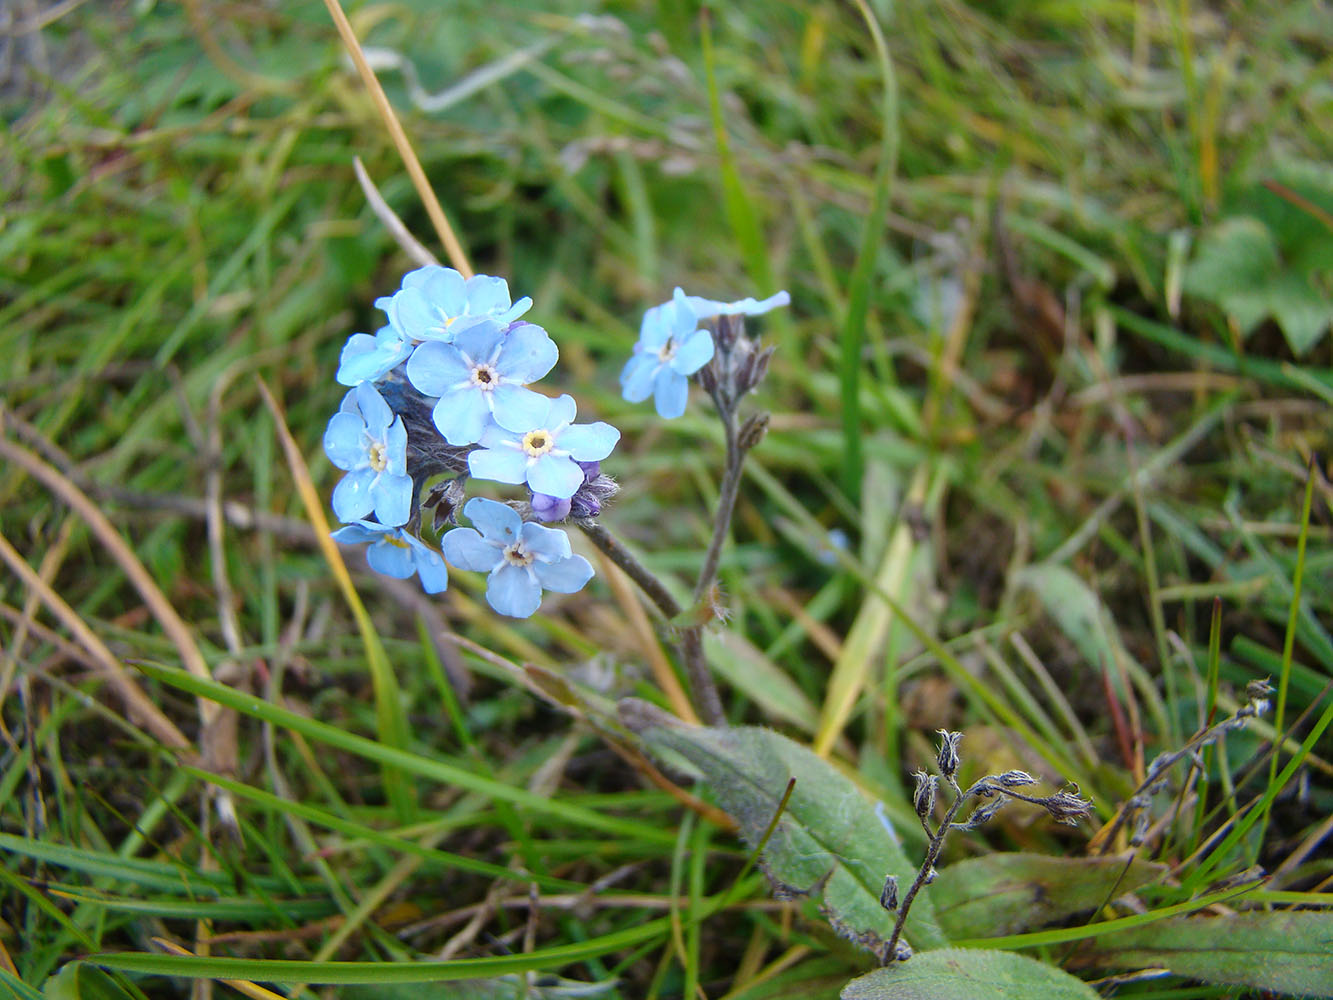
[621, 700, 946, 960]
[841, 948, 1098, 999]
[1184, 216, 1332, 356]
[1082, 911, 1333, 997]
[930, 853, 1165, 939]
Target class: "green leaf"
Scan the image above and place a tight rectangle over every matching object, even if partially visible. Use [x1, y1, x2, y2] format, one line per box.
[1082, 911, 1333, 998]
[621, 700, 946, 959]
[1184, 215, 1332, 356]
[841, 948, 1098, 999]
[704, 630, 820, 733]
[930, 853, 1165, 939]
[43, 965, 137, 1000]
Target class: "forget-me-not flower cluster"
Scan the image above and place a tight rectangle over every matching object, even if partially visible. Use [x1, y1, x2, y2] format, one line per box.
[323, 265, 617, 617]
[324, 264, 788, 618]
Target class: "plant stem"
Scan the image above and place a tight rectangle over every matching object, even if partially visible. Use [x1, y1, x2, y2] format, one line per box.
[693, 404, 743, 604]
[886, 777, 971, 962]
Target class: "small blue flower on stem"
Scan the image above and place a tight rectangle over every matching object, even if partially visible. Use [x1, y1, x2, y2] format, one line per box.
[620, 288, 715, 419]
[443, 498, 592, 618]
[404, 320, 558, 445]
[323, 382, 414, 526]
[468, 394, 619, 500]
[336, 325, 412, 387]
[332, 520, 449, 593]
[388, 266, 532, 344]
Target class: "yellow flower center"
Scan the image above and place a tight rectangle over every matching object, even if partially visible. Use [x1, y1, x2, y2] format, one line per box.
[522, 428, 554, 457]
[368, 442, 389, 473]
[470, 363, 497, 390]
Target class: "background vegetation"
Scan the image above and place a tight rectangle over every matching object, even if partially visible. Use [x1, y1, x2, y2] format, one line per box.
[2, 0, 1330, 996]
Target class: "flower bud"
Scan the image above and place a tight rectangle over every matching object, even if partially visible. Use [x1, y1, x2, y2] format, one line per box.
[998, 770, 1036, 788]
[935, 730, 963, 779]
[879, 874, 899, 911]
[911, 769, 937, 820]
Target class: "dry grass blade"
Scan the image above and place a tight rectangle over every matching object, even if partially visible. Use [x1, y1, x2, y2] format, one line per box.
[0, 530, 190, 751]
[322, 0, 471, 275]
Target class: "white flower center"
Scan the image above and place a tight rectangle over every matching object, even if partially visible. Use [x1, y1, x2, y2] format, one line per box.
[522, 428, 555, 458]
[469, 363, 498, 391]
[503, 541, 534, 567]
[368, 441, 389, 473]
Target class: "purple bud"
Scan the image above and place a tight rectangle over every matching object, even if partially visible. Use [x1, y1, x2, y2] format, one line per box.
[530, 493, 572, 522]
[576, 460, 601, 482]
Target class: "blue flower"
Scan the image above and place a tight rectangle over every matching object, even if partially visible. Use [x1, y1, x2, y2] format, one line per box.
[388, 266, 533, 344]
[336, 325, 412, 387]
[619, 288, 717, 419]
[404, 320, 558, 445]
[621, 287, 790, 418]
[323, 382, 414, 526]
[467, 394, 620, 499]
[442, 498, 592, 617]
[332, 521, 449, 593]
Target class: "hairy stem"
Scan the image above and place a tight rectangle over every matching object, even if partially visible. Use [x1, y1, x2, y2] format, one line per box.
[886, 777, 969, 962]
[693, 404, 743, 603]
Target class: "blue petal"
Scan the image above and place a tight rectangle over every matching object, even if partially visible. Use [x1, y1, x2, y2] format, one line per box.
[464, 274, 511, 315]
[409, 266, 467, 315]
[331, 522, 384, 546]
[354, 382, 394, 437]
[450, 321, 506, 365]
[468, 445, 529, 485]
[463, 497, 522, 543]
[636, 304, 672, 351]
[520, 522, 572, 561]
[498, 296, 533, 324]
[496, 323, 558, 383]
[528, 453, 584, 499]
[669, 327, 715, 376]
[365, 534, 416, 578]
[546, 393, 578, 428]
[324, 412, 367, 470]
[486, 564, 542, 618]
[332, 470, 375, 522]
[383, 418, 408, 476]
[533, 553, 593, 594]
[653, 368, 689, 419]
[490, 385, 552, 434]
[389, 286, 446, 341]
[337, 331, 407, 386]
[406, 341, 469, 397]
[371, 472, 413, 527]
[620, 353, 661, 402]
[442, 526, 501, 572]
[683, 290, 791, 319]
[668, 287, 700, 338]
[558, 421, 620, 462]
[405, 536, 449, 593]
[432, 390, 492, 446]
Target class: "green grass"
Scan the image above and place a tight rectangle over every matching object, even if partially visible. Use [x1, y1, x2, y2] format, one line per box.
[1, 0, 1330, 997]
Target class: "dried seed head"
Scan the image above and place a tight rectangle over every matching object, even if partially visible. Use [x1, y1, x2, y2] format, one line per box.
[879, 874, 899, 911]
[1043, 785, 1094, 826]
[935, 730, 963, 779]
[892, 940, 914, 963]
[998, 770, 1037, 788]
[911, 769, 938, 819]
